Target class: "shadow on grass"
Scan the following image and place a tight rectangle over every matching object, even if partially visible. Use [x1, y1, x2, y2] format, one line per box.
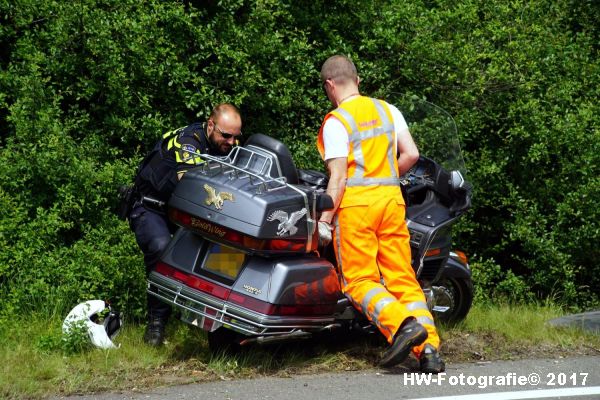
[163, 320, 387, 374]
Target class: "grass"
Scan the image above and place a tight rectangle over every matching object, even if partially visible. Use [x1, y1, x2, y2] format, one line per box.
[1, 302, 598, 399]
[441, 303, 600, 362]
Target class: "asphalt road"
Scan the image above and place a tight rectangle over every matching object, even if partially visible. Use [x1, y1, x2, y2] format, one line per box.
[57, 356, 600, 400]
[548, 311, 600, 334]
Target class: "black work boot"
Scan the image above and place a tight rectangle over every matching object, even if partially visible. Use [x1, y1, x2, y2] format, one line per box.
[419, 343, 445, 373]
[144, 317, 167, 347]
[379, 319, 428, 368]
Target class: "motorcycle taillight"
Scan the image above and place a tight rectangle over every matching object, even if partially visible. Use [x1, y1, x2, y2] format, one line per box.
[276, 304, 336, 316]
[227, 292, 335, 316]
[155, 262, 231, 299]
[228, 292, 277, 315]
[169, 208, 192, 226]
[168, 207, 306, 254]
[156, 262, 334, 317]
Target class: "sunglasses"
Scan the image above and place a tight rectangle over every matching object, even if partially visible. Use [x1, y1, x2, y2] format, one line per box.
[213, 122, 242, 140]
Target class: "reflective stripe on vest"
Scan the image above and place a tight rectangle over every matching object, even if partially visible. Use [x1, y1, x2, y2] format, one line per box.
[333, 98, 399, 188]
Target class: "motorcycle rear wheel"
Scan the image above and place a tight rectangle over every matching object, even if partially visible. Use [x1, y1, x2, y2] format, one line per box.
[432, 276, 473, 325]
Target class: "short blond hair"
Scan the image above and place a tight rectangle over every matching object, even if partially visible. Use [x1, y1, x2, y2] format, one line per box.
[320, 55, 358, 84]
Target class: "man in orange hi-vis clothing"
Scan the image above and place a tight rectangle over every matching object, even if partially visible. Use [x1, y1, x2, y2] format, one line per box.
[316, 55, 444, 373]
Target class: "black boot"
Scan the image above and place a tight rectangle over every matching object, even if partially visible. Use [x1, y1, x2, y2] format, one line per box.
[144, 316, 167, 347]
[419, 343, 445, 373]
[379, 319, 428, 368]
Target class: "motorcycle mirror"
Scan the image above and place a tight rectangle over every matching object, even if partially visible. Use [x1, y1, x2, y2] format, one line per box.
[450, 170, 465, 190]
[315, 193, 334, 212]
[449, 171, 473, 215]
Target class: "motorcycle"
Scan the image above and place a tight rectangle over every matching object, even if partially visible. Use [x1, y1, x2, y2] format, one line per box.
[147, 97, 473, 351]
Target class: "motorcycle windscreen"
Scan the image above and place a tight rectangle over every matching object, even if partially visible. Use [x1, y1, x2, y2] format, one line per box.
[201, 242, 246, 281]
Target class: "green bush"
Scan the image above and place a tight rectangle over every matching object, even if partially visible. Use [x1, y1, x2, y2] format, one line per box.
[1, 0, 598, 322]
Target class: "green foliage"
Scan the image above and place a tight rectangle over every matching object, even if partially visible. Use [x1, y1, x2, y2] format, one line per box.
[37, 319, 92, 355]
[0, 0, 598, 323]
[470, 258, 532, 304]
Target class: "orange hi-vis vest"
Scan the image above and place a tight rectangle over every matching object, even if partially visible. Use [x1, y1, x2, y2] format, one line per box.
[317, 96, 403, 208]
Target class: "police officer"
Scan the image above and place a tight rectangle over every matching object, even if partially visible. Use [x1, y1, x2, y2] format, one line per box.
[130, 103, 242, 346]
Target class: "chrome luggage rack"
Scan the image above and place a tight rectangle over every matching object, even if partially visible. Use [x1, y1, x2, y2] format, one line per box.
[195, 146, 290, 193]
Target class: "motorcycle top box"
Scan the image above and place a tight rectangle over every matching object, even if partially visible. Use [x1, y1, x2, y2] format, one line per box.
[167, 133, 332, 256]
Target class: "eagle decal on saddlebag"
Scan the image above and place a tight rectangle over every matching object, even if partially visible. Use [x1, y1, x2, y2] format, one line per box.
[204, 184, 234, 210]
[267, 208, 307, 236]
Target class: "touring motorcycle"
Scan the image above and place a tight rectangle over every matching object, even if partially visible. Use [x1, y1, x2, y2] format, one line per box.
[147, 97, 473, 350]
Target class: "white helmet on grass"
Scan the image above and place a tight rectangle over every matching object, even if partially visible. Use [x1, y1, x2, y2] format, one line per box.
[63, 300, 122, 349]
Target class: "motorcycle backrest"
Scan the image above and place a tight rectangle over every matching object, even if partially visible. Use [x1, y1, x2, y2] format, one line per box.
[244, 134, 299, 185]
[297, 169, 328, 189]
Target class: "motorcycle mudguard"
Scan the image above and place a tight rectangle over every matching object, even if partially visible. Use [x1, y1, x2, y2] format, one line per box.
[439, 254, 471, 281]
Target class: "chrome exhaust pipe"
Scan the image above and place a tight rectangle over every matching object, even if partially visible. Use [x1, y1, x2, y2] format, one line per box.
[239, 330, 313, 346]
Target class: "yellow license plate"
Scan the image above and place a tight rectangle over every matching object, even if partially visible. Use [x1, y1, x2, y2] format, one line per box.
[203, 243, 245, 280]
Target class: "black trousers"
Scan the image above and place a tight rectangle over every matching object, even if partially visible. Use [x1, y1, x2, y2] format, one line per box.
[129, 203, 173, 321]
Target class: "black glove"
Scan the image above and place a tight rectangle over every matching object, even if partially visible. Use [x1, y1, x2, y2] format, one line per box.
[117, 185, 136, 220]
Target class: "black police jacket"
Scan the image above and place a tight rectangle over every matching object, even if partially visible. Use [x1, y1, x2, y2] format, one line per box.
[134, 123, 212, 202]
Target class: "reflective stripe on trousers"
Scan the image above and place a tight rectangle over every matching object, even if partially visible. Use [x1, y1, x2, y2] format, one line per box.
[333, 196, 440, 355]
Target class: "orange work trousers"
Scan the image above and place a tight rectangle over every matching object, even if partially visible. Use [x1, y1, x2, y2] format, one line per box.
[332, 196, 440, 356]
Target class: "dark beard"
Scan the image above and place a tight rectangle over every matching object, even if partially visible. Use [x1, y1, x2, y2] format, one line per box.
[208, 136, 229, 156]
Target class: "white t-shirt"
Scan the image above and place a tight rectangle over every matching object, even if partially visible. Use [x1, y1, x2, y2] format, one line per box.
[322, 100, 409, 160]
